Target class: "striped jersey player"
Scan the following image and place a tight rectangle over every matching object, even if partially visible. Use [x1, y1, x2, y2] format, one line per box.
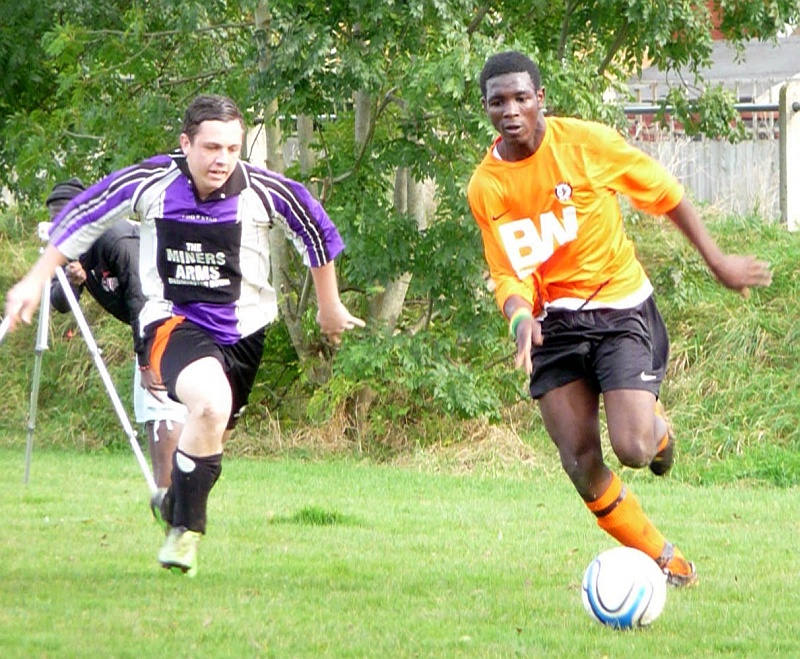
[6, 94, 364, 577]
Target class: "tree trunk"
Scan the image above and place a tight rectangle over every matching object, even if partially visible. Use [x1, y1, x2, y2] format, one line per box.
[255, 2, 309, 359]
[352, 86, 432, 425]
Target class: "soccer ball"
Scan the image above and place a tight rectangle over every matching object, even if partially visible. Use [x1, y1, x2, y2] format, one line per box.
[581, 546, 668, 629]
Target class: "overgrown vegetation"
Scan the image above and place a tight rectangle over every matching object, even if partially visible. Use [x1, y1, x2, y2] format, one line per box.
[2, 4, 799, 486]
[2, 203, 798, 486]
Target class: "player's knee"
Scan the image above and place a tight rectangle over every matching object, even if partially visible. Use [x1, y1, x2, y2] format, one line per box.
[613, 437, 652, 468]
[190, 398, 230, 431]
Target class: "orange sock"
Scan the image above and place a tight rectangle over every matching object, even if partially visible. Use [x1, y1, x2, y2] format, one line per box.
[585, 472, 666, 561]
[655, 430, 670, 453]
[654, 403, 671, 452]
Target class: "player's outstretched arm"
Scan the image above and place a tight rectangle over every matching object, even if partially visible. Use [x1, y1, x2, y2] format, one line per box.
[665, 197, 773, 296]
[4, 244, 68, 331]
[311, 261, 365, 345]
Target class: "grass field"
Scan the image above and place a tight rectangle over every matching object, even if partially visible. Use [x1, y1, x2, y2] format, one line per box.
[1, 448, 798, 658]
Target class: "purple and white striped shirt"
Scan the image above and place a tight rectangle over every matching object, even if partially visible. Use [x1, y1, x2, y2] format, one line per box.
[49, 152, 344, 344]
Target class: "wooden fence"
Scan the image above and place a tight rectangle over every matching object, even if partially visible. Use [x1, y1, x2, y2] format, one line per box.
[633, 133, 779, 218]
[624, 79, 800, 229]
[625, 105, 780, 219]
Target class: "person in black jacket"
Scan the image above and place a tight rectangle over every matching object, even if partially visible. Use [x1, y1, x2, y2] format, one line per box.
[46, 178, 185, 489]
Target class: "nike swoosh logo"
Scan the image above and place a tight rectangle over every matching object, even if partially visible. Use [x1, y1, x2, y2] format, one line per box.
[640, 372, 658, 381]
[492, 209, 510, 221]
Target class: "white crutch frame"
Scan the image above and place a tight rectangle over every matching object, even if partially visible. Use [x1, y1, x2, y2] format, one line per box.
[11, 222, 156, 493]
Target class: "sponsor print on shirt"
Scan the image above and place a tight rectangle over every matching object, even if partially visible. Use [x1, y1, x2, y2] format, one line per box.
[156, 217, 242, 305]
[498, 206, 578, 279]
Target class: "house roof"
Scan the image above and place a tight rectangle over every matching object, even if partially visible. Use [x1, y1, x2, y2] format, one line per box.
[629, 35, 800, 104]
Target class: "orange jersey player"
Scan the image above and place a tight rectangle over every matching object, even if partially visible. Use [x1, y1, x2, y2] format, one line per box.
[468, 51, 772, 587]
[469, 117, 682, 317]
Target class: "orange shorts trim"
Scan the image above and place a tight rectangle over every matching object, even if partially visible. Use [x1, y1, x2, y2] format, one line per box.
[149, 316, 185, 383]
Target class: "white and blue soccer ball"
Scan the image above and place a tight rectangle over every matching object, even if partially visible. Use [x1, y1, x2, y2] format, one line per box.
[581, 546, 668, 629]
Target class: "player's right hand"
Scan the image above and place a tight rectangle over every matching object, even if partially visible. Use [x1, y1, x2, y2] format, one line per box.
[3, 278, 43, 331]
[513, 316, 541, 376]
[4, 244, 68, 331]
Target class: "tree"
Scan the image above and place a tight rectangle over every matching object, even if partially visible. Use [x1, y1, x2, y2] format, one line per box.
[0, 1, 256, 205]
[2, 1, 797, 429]
[252, 0, 799, 425]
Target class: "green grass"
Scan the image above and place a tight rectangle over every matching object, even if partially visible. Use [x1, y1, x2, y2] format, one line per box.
[0, 448, 798, 658]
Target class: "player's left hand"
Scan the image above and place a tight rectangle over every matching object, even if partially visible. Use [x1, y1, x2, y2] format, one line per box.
[711, 254, 772, 298]
[141, 367, 169, 402]
[316, 301, 365, 345]
[64, 261, 87, 286]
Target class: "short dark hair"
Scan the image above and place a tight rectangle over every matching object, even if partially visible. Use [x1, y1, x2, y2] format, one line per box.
[182, 94, 245, 141]
[479, 51, 542, 98]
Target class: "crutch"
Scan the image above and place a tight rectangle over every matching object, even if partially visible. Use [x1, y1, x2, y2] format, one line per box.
[0, 315, 10, 343]
[23, 274, 52, 486]
[20, 224, 157, 494]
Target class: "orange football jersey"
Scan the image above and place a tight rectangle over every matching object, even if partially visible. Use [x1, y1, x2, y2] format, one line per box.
[467, 117, 684, 316]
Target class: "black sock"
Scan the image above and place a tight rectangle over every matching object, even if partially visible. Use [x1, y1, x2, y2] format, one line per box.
[170, 449, 222, 534]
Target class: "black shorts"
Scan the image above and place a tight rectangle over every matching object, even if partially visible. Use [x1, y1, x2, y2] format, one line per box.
[529, 296, 669, 400]
[145, 317, 266, 429]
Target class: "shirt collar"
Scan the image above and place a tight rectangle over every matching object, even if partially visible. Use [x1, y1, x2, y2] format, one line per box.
[174, 153, 248, 200]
